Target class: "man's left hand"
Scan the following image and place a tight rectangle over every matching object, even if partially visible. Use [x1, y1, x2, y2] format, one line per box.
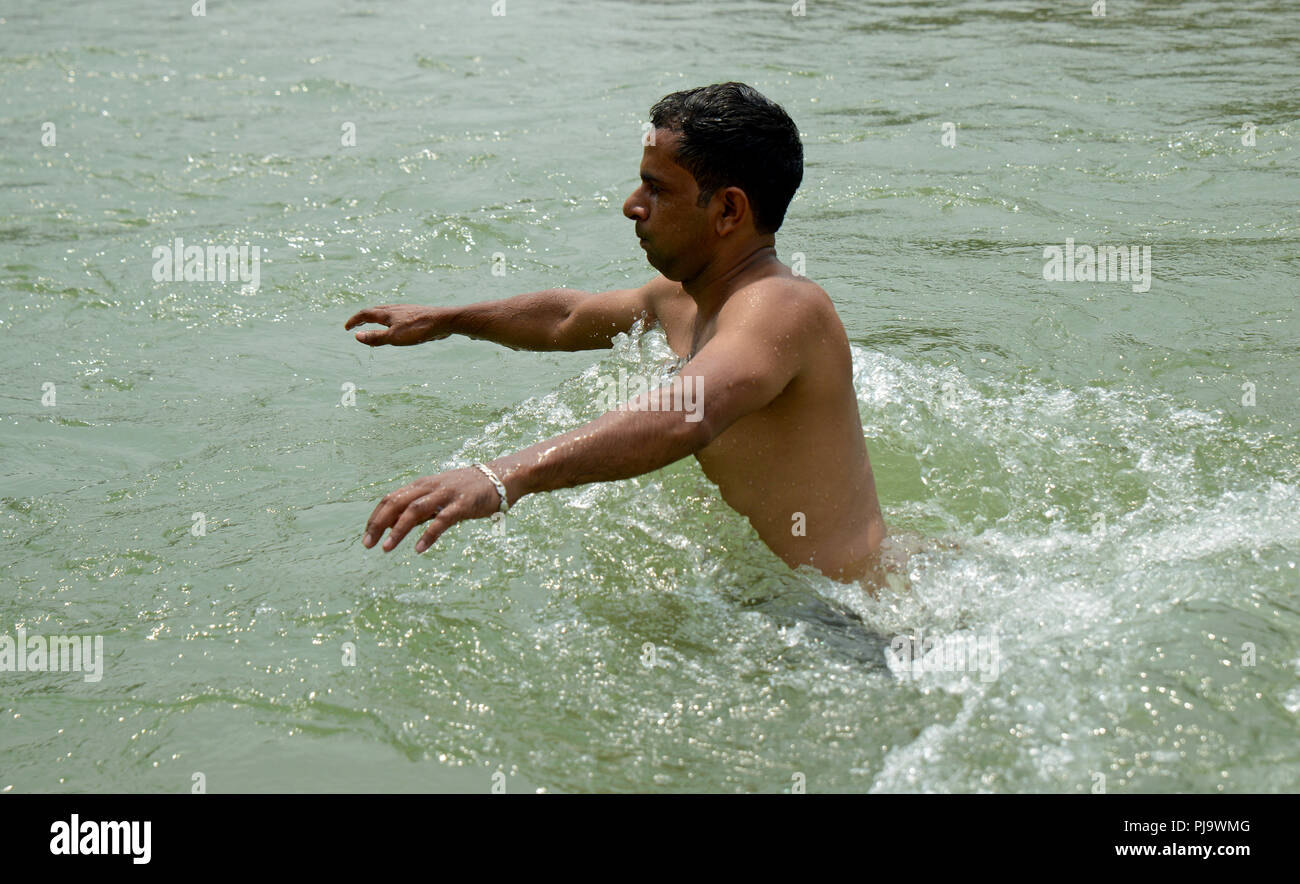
[362, 467, 502, 553]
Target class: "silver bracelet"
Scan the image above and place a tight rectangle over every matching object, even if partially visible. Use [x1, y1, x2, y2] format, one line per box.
[472, 463, 510, 515]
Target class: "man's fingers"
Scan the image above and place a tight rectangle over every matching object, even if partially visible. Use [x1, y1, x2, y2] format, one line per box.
[414, 506, 466, 553]
[343, 307, 392, 331]
[363, 484, 430, 548]
[355, 328, 390, 346]
[379, 491, 451, 552]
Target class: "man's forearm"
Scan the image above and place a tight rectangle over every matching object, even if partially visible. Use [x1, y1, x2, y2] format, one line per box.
[487, 405, 710, 506]
[444, 288, 587, 351]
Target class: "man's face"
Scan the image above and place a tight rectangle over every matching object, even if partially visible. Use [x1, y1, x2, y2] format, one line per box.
[622, 129, 715, 281]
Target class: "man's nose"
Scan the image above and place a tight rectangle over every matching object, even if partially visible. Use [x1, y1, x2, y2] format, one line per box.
[623, 192, 645, 221]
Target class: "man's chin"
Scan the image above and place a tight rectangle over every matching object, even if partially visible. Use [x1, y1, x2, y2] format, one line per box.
[640, 248, 681, 281]
[650, 261, 681, 282]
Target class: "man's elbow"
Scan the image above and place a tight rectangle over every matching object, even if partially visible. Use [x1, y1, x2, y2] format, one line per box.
[673, 407, 719, 453]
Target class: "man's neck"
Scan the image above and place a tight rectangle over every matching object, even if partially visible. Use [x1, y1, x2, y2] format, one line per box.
[682, 240, 782, 325]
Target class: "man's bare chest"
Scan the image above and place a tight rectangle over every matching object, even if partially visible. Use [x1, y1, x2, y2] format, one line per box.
[654, 291, 705, 359]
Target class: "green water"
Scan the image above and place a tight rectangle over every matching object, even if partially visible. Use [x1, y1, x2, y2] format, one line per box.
[1, 1, 1297, 792]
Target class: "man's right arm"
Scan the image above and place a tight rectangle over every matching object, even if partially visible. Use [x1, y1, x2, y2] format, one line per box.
[344, 276, 667, 352]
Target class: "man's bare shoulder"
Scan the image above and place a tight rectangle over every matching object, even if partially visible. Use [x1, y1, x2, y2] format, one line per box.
[722, 271, 839, 330]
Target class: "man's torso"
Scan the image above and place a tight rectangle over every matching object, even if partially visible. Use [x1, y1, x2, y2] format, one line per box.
[648, 271, 886, 579]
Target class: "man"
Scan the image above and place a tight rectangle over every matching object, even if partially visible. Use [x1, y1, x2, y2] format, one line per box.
[345, 82, 893, 584]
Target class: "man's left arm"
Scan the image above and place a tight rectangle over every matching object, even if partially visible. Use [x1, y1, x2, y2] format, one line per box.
[361, 287, 804, 554]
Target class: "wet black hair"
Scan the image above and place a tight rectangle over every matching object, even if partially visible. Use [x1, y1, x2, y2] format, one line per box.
[649, 82, 803, 235]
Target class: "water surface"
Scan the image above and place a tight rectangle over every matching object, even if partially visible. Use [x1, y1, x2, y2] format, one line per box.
[1, 0, 1297, 792]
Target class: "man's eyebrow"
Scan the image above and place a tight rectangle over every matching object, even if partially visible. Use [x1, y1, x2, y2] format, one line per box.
[639, 172, 667, 186]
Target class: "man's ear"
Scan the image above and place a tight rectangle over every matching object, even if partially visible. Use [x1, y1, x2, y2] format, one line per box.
[714, 185, 751, 237]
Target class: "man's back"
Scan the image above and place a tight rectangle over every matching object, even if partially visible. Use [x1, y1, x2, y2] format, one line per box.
[648, 267, 887, 579]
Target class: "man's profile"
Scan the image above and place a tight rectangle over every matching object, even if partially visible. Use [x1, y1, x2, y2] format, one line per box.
[345, 82, 902, 587]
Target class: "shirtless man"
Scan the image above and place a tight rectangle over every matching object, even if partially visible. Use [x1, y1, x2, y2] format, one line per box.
[345, 82, 890, 583]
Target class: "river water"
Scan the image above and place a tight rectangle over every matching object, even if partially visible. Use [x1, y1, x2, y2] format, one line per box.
[1, 0, 1297, 792]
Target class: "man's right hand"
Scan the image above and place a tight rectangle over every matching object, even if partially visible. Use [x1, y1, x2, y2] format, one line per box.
[344, 305, 451, 346]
